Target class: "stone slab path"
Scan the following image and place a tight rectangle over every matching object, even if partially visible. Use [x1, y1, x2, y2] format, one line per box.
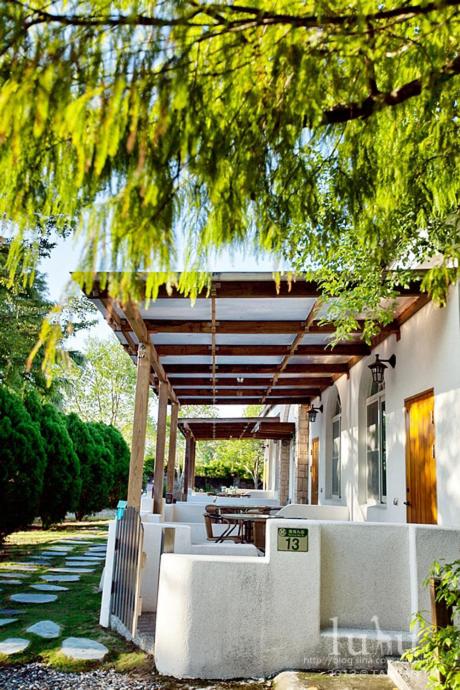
[27, 621, 61, 639]
[1, 535, 108, 661]
[30, 584, 69, 592]
[0, 638, 30, 655]
[40, 574, 80, 583]
[49, 567, 95, 574]
[10, 593, 58, 604]
[61, 637, 109, 661]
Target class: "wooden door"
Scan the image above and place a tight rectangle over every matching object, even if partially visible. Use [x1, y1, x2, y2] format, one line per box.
[311, 437, 319, 505]
[405, 389, 437, 524]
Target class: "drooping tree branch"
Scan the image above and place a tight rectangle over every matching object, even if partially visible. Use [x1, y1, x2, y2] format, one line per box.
[322, 54, 460, 124]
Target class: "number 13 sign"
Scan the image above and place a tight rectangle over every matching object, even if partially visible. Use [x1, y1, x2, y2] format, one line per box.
[277, 527, 309, 552]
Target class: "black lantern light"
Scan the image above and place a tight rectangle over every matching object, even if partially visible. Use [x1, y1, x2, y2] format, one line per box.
[368, 354, 396, 385]
[308, 404, 323, 423]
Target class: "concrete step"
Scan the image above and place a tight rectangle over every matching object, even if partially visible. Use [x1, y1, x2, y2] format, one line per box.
[274, 670, 398, 690]
[387, 660, 429, 690]
[315, 629, 414, 671]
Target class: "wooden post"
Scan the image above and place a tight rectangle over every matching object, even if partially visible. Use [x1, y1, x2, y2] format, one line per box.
[189, 437, 196, 492]
[166, 402, 179, 498]
[127, 344, 151, 509]
[182, 434, 192, 501]
[153, 381, 169, 514]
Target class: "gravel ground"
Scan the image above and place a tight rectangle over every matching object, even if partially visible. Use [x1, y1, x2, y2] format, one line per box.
[0, 664, 267, 690]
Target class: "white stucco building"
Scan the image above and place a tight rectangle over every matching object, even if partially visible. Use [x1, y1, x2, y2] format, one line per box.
[265, 281, 460, 528]
[88, 273, 460, 680]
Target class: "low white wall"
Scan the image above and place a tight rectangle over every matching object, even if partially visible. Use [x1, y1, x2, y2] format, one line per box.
[140, 520, 258, 613]
[154, 521, 460, 679]
[278, 504, 349, 521]
[155, 519, 321, 679]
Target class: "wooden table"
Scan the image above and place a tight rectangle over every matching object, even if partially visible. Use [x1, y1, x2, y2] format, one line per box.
[215, 512, 277, 549]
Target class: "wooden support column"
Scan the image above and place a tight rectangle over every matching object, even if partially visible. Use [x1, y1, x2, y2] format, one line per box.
[153, 381, 169, 514]
[166, 402, 179, 498]
[188, 437, 196, 492]
[182, 434, 192, 501]
[127, 343, 151, 509]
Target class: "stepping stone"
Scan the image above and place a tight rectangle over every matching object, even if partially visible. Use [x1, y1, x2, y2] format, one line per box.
[65, 561, 101, 568]
[31, 583, 69, 592]
[0, 638, 30, 655]
[59, 539, 94, 545]
[48, 546, 74, 552]
[0, 573, 29, 579]
[66, 555, 102, 561]
[41, 574, 80, 583]
[41, 551, 68, 557]
[0, 609, 21, 616]
[28, 558, 52, 564]
[50, 567, 95, 574]
[2, 563, 38, 571]
[61, 637, 108, 661]
[0, 579, 24, 585]
[0, 618, 18, 627]
[27, 620, 61, 639]
[10, 593, 58, 604]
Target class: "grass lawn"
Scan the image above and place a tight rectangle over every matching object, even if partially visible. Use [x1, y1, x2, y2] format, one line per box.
[0, 520, 153, 674]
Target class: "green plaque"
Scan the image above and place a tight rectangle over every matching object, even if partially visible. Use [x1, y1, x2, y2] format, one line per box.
[277, 527, 309, 552]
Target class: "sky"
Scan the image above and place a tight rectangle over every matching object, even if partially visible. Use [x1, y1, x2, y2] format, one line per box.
[40, 233, 286, 417]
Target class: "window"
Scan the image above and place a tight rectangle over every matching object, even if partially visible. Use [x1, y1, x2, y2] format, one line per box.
[331, 397, 341, 499]
[366, 380, 386, 503]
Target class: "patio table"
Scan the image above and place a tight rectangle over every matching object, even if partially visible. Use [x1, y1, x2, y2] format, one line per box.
[216, 512, 279, 548]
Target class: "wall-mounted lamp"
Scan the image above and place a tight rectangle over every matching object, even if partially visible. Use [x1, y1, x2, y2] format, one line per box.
[368, 354, 396, 385]
[308, 405, 323, 423]
[237, 376, 244, 384]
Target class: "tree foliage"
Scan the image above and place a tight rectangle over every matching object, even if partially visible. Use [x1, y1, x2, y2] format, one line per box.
[65, 413, 112, 520]
[0, 237, 97, 395]
[196, 438, 264, 487]
[0, 387, 46, 541]
[1, 1, 460, 338]
[91, 421, 130, 508]
[24, 390, 81, 528]
[61, 336, 157, 453]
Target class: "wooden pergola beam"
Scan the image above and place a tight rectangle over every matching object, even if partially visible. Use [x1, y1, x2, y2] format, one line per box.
[93, 277, 425, 299]
[127, 343, 151, 509]
[121, 299, 178, 405]
[164, 363, 348, 374]
[137, 319, 401, 336]
[175, 388, 322, 397]
[180, 397, 312, 405]
[169, 376, 334, 388]
[153, 381, 169, 514]
[166, 402, 179, 497]
[155, 343, 370, 356]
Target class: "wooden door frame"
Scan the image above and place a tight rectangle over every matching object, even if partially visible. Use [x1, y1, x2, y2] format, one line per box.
[404, 387, 437, 524]
[311, 436, 319, 505]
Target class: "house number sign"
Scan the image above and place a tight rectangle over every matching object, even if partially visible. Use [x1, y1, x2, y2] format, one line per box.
[277, 527, 309, 552]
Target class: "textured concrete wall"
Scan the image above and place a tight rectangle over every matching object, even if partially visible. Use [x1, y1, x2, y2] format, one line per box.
[295, 404, 310, 503]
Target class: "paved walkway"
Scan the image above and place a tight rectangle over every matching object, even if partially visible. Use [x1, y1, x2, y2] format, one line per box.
[0, 535, 108, 661]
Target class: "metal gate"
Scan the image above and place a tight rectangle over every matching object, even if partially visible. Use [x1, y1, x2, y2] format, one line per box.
[111, 506, 144, 637]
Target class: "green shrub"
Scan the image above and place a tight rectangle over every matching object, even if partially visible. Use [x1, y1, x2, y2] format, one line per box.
[24, 391, 81, 528]
[66, 414, 112, 520]
[0, 387, 46, 541]
[91, 422, 130, 507]
[403, 560, 460, 689]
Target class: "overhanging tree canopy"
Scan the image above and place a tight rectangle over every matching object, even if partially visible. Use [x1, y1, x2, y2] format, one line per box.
[1, 1, 460, 332]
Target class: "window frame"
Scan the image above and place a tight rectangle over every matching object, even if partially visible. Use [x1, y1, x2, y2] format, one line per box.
[331, 407, 342, 500]
[366, 388, 387, 505]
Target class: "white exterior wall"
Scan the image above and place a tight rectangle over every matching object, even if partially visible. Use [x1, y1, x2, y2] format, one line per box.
[307, 282, 460, 527]
[154, 520, 460, 679]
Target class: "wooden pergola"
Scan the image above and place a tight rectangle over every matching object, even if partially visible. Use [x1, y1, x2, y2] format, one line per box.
[86, 272, 428, 514]
[177, 417, 295, 497]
